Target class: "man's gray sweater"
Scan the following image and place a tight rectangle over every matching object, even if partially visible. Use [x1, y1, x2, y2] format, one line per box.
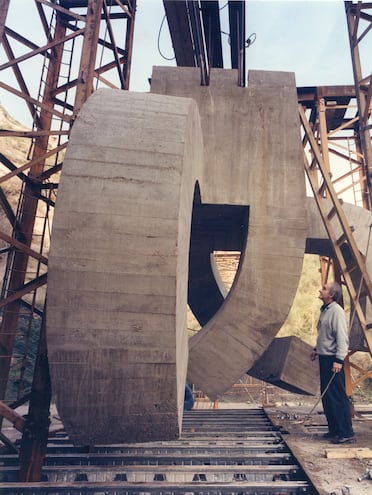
[316, 301, 349, 363]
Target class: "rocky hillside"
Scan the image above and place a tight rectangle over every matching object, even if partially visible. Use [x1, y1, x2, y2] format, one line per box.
[0, 106, 31, 245]
[0, 106, 60, 251]
[0, 105, 30, 164]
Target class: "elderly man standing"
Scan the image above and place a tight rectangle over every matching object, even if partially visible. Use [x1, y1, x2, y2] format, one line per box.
[310, 282, 355, 444]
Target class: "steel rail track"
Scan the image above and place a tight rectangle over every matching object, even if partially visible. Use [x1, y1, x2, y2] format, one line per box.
[0, 407, 317, 494]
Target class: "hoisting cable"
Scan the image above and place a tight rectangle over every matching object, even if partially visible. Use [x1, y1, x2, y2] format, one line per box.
[96, 1, 110, 90]
[157, 14, 176, 61]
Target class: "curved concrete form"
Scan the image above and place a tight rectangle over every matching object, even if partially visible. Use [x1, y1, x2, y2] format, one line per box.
[151, 68, 308, 399]
[188, 189, 248, 326]
[47, 89, 203, 444]
[247, 198, 372, 395]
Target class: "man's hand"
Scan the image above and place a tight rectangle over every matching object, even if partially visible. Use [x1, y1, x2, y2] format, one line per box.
[332, 362, 342, 373]
[310, 351, 317, 361]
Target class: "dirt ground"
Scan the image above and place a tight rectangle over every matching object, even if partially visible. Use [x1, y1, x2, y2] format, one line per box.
[216, 381, 372, 495]
[264, 402, 372, 495]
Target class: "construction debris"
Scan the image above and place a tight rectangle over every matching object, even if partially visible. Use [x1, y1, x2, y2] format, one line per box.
[329, 486, 352, 495]
[357, 470, 372, 482]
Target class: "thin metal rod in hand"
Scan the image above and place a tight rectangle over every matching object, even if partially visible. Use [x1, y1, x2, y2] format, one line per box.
[307, 371, 337, 416]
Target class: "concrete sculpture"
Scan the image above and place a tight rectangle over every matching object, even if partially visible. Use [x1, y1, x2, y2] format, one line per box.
[151, 68, 307, 399]
[47, 90, 203, 443]
[49, 68, 368, 444]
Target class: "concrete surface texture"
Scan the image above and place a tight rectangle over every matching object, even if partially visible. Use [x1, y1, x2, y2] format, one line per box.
[46, 68, 312, 444]
[151, 67, 308, 399]
[47, 90, 204, 444]
[46, 68, 370, 445]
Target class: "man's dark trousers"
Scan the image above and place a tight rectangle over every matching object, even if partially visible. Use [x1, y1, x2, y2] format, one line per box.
[319, 355, 354, 438]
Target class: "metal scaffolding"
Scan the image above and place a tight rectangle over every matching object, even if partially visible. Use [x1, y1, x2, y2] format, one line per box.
[345, 0, 372, 208]
[0, 0, 371, 481]
[0, 3, 137, 476]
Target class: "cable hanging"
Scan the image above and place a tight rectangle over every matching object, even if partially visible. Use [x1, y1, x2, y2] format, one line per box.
[157, 14, 176, 61]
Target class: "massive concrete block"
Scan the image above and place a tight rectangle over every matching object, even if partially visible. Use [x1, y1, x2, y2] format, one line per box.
[248, 336, 319, 396]
[47, 90, 204, 444]
[151, 67, 308, 399]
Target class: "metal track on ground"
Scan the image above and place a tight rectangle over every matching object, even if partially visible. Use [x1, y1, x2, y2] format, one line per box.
[0, 408, 316, 494]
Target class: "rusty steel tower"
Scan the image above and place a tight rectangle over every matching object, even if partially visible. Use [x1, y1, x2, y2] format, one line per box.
[0, 0, 371, 481]
[0, 0, 137, 478]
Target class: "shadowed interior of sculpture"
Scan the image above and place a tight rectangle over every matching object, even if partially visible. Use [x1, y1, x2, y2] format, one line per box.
[188, 184, 249, 326]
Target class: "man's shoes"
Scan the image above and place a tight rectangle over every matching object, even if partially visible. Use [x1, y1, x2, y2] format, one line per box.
[330, 436, 356, 444]
[322, 432, 337, 439]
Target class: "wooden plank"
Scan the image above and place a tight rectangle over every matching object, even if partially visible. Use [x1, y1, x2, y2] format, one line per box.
[325, 447, 372, 459]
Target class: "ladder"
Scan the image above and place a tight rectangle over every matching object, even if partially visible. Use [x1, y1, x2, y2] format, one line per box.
[299, 104, 372, 356]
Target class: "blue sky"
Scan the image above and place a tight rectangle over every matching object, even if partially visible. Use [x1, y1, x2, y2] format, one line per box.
[131, 0, 353, 91]
[1, 0, 353, 124]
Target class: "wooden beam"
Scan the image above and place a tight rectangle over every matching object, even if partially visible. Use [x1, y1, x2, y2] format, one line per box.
[0, 400, 25, 432]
